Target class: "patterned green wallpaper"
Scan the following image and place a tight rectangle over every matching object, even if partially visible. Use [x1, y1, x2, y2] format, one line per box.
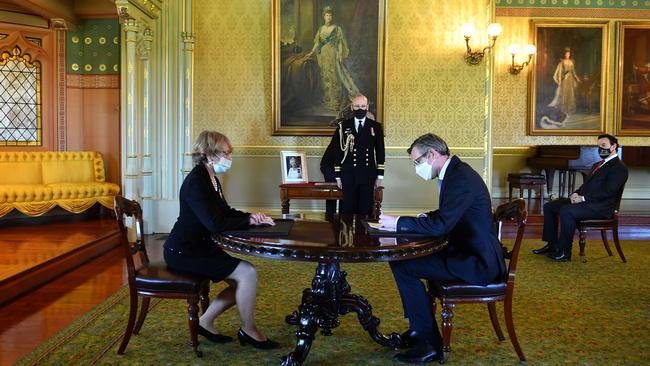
[66, 19, 120, 75]
[496, 0, 650, 8]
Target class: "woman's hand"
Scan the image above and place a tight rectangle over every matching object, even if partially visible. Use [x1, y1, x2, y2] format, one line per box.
[249, 213, 275, 226]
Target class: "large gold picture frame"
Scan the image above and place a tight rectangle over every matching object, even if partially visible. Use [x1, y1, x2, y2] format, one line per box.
[528, 21, 608, 136]
[272, 0, 386, 136]
[615, 22, 650, 137]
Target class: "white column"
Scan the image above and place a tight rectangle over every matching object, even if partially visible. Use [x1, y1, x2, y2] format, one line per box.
[140, 28, 154, 200]
[181, 0, 194, 179]
[122, 18, 140, 201]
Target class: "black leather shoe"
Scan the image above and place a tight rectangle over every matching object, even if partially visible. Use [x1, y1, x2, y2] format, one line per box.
[198, 325, 233, 343]
[400, 329, 417, 348]
[533, 243, 555, 255]
[549, 250, 571, 262]
[394, 341, 441, 364]
[237, 328, 280, 349]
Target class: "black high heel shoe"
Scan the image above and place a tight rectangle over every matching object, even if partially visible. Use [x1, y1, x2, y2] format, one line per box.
[237, 328, 280, 349]
[198, 325, 233, 343]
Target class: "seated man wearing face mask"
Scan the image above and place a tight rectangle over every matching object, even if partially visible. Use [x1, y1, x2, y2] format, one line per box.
[532, 134, 629, 262]
[378, 133, 506, 364]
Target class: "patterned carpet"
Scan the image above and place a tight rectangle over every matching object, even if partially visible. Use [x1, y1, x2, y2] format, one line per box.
[17, 239, 650, 365]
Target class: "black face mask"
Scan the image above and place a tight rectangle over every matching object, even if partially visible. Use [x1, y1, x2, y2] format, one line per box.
[598, 147, 611, 159]
[353, 109, 367, 119]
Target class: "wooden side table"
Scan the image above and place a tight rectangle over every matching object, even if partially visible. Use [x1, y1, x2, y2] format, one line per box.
[279, 183, 384, 218]
[507, 174, 546, 213]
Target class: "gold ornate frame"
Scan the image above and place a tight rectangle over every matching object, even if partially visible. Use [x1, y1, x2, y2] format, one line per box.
[615, 22, 650, 137]
[527, 21, 608, 136]
[272, 0, 386, 136]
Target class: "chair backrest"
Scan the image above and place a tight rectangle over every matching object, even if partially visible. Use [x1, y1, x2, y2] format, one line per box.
[493, 199, 527, 285]
[114, 196, 149, 283]
[613, 182, 627, 215]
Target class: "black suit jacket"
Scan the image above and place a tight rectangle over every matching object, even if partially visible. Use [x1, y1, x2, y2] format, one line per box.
[576, 156, 628, 214]
[165, 164, 250, 257]
[396, 156, 506, 286]
[327, 117, 385, 185]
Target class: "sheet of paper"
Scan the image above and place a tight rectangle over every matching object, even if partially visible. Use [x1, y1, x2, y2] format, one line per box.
[368, 222, 395, 232]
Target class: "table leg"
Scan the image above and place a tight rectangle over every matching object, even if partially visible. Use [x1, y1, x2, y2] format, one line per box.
[280, 189, 290, 214]
[282, 262, 401, 365]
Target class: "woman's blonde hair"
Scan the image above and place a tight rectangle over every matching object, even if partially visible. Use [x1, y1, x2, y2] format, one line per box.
[191, 130, 231, 165]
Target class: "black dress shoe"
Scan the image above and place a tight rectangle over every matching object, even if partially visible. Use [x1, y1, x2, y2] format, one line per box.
[533, 243, 555, 255]
[394, 341, 441, 364]
[237, 328, 280, 349]
[549, 250, 571, 262]
[198, 325, 233, 343]
[400, 329, 417, 348]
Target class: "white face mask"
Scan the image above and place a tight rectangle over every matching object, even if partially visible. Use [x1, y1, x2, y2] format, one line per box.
[415, 160, 433, 181]
[212, 158, 232, 174]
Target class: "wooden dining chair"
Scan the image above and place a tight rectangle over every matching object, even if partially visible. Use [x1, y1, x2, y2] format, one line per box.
[427, 199, 527, 363]
[576, 184, 627, 262]
[114, 195, 210, 357]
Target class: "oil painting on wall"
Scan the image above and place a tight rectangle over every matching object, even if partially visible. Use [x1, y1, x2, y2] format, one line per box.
[616, 22, 650, 137]
[272, 0, 386, 136]
[528, 22, 608, 136]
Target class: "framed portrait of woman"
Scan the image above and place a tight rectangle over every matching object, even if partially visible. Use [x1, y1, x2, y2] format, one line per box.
[272, 0, 387, 136]
[280, 150, 308, 183]
[615, 22, 650, 137]
[528, 21, 608, 136]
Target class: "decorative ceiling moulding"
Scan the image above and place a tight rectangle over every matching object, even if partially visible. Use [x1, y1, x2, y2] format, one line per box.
[0, 10, 49, 28]
[115, 0, 161, 23]
[496, 7, 650, 18]
[49, 18, 68, 30]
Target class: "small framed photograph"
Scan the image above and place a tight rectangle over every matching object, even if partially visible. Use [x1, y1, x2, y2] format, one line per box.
[280, 150, 308, 184]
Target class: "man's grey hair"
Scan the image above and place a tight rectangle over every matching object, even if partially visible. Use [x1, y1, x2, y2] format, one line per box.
[407, 133, 450, 156]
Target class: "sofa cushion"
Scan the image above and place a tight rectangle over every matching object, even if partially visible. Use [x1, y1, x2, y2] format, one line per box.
[42, 160, 95, 184]
[0, 162, 42, 185]
[0, 183, 120, 203]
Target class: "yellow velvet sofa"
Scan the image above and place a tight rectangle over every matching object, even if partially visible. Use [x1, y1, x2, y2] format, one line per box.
[0, 151, 120, 217]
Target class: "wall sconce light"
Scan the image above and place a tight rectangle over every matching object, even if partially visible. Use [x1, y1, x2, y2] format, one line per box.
[462, 22, 502, 65]
[508, 44, 536, 75]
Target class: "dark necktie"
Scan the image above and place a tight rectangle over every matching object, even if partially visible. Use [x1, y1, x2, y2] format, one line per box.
[356, 120, 363, 133]
[590, 160, 605, 175]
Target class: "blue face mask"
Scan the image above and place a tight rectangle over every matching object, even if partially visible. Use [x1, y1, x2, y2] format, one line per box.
[211, 158, 232, 174]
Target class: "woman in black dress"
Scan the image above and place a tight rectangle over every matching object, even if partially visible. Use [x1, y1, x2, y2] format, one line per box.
[164, 130, 278, 349]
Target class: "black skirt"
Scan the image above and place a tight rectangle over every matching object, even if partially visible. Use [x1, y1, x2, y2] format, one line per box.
[163, 247, 241, 282]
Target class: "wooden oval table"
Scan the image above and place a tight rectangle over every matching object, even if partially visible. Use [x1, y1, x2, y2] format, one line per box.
[214, 215, 447, 366]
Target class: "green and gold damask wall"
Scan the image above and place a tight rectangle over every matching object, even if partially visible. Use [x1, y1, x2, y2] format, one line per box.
[194, 0, 491, 150]
[67, 19, 120, 74]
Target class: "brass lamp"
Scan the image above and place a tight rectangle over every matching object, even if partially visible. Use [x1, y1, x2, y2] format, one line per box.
[462, 22, 502, 65]
[508, 44, 536, 75]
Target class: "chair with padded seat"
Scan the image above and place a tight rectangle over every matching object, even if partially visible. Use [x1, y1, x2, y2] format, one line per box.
[114, 195, 210, 357]
[427, 198, 527, 363]
[576, 183, 627, 262]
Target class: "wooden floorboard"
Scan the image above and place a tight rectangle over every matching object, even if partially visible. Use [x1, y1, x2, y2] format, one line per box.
[0, 217, 120, 306]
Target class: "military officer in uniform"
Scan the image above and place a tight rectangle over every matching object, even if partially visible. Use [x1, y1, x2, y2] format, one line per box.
[325, 94, 385, 216]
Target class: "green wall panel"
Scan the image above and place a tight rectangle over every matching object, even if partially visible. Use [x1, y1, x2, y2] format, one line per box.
[66, 19, 120, 75]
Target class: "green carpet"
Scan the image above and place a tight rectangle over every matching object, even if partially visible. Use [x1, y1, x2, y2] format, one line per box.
[17, 239, 650, 365]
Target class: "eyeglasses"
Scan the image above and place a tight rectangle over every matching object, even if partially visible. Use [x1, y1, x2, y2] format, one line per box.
[411, 151, 428, 167]
[217, 150, 232, 158]
[352, 104, 368, 109]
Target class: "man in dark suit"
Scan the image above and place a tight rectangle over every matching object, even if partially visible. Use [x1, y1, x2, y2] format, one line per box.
[325, 94, 385, 216]
[532, 134, 629, 261]
[378, 133, 506, 364]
